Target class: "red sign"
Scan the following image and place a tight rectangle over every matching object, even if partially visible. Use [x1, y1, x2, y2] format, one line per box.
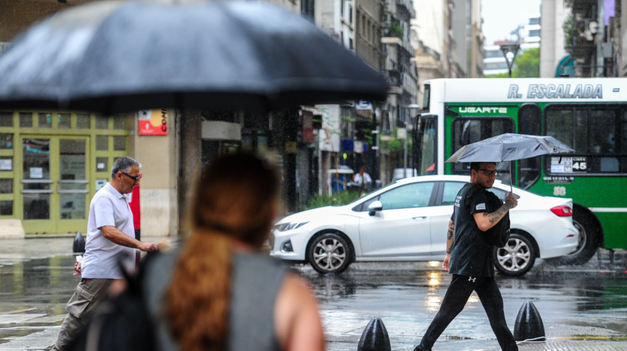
[138, 109, 168, 135]
[302, 111, 314, 143]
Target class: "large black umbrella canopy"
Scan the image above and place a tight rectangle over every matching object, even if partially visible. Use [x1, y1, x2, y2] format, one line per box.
[0, 0, 388, 114]
[446, 133, 574, 191]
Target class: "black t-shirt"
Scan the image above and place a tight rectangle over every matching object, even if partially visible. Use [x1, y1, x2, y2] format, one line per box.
[448, 183, 497, 278]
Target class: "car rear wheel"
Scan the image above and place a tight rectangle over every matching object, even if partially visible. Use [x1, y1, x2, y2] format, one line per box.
[493, 233, 536, 276]
[307, 232, 352, 274]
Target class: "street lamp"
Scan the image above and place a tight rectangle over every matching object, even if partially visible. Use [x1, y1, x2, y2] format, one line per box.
[404, 104, 420, 177]
[499, 43, 520, 78]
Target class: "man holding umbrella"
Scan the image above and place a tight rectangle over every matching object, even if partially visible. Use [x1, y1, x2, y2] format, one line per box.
[413, 162, 518, 351]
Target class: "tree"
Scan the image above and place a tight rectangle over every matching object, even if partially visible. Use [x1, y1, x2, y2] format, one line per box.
[485, 47, 539, 78]
[515, 48, 540, 77]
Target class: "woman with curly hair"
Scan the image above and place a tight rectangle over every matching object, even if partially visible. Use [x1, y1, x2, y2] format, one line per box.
[143, 153, 325, 351]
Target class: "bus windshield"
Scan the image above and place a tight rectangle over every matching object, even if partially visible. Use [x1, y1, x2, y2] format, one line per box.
[415, 115, 437, 175]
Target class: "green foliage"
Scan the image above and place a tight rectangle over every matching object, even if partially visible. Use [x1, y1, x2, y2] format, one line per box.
[388, 138, 404, 153]
[360, 128, 374, 144]
[389, 23, 404, 39]
[484, 48, 539, 78]
[563, 14, 575, 49]
[514, 48, 539, 77]
[485, 72, 510, 78]
[305, 191, 363, 210]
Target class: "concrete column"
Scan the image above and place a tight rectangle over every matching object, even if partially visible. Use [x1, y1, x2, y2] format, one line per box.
[177, 110, 202, 235]
[130, 110, 178, 237]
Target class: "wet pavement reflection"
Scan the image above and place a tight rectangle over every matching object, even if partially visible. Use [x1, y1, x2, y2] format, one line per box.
[296, 258, 627, 351]
[0, 242, 626, 351]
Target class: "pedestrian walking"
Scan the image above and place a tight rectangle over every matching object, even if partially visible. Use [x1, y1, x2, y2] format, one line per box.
[52, 156, 158, 351]
[141, 152, 325, 351]
[353, 166, 372, 195]
[413, 162, 518, 351]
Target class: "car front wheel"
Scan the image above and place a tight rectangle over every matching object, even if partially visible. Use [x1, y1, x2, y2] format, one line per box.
[493, 233, 536, 276]
[307, 232, 352, 274]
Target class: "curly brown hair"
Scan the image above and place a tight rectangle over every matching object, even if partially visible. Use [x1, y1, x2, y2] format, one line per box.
[164, 153, 280, 351]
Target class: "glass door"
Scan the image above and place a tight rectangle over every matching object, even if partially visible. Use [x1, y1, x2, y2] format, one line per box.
[21, 138, 52, 230]
[21, 136, 89, 233]
[57, 138, 89, 232]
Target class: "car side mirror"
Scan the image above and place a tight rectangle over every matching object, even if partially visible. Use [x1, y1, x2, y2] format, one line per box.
[368, 201, 383, 216]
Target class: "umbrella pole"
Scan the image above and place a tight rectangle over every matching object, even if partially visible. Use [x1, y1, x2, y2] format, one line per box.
[509, 161, 513, 193]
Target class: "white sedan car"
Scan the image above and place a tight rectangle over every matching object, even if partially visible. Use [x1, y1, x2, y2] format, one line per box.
[270, 175, 579, 276]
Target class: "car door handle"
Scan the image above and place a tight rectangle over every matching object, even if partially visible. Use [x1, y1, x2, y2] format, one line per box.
[412, 216, 427, 220]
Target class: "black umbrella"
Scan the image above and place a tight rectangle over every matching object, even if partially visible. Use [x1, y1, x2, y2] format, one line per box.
[446, 133, 574, 191]
[0, 1, 388, 114]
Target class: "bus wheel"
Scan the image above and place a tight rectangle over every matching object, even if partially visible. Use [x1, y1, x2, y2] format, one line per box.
[493, 233, 536, 276]
[549, 208, 600, 266]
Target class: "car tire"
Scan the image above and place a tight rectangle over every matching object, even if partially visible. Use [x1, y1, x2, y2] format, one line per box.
[547, 208, 599, 266]
[493, 233, 536, 276]
[307, 232, 352, 274]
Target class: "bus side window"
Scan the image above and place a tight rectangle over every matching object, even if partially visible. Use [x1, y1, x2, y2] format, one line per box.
[544, 105, 627, 175]
[517, 104, 541, 189]
[451, 117, 514, 175]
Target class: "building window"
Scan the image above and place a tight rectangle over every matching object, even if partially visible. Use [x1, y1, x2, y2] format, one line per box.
[38, 113, 52, 128]
[19, 113, 32, 128]
[96, 135, 109, 151]
[96, 114, 109, 129]
[0, 200, 12, 216]
[0, 134, 12, 149]
[528, 29, 540, 37]
[113, 136, 127, 151]
[58, 113, 71, 129]
[0, 179, 12, 194]
[0, 112, 12, 127]
[77, 114, 90, 129]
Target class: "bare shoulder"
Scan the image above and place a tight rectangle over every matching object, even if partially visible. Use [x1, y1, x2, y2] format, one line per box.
[275, 272, 325, 351]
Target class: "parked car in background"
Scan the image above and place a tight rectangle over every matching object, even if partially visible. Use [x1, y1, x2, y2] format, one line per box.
[270, 175, 579, 276]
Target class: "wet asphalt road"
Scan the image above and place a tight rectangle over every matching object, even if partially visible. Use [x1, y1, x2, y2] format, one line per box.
[0, 238, 626, 351]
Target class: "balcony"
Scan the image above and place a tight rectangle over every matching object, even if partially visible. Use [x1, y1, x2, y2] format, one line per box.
[571, 0, 596, 17]
[395, 0, 416, 19]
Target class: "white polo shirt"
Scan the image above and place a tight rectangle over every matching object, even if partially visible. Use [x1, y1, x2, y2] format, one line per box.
[81, 183, 136, 279]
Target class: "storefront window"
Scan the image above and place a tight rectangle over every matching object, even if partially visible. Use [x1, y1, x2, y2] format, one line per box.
[58, 113, 71, 129]
[113, 115, 127, 130]
[0, 201, 12, 216]
[0, 134, 12, 149]
[0, 112, 12, 127]
[0, 179, 12, 194]
[113, 136, 127, 151]
[19, 113, 32, 128]
[96, 157, 108, 172]
[38, 113, 52, 128]
[96, 115, 109, 129]
[96, 135, 109, 151]
[76, 114, 90, 129]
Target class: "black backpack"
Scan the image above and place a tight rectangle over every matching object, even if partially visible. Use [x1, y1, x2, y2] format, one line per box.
[483, 188, 511, 248]
[65, 252, 159, 351]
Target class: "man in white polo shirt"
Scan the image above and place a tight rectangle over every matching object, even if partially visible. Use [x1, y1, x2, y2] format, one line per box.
[53, 156, 158, 351]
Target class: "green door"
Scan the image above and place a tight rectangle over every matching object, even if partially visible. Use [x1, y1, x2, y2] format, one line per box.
[21, 136, 90, 233]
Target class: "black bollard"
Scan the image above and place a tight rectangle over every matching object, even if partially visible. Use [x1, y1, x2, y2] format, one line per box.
[356, 318, 391, 351]
[73, 232, 85, 253]
[513, 301, 545, 342]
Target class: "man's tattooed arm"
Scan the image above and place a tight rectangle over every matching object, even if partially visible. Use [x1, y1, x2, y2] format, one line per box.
[474, 193, 518, 232]
[446, 220, 455, 254]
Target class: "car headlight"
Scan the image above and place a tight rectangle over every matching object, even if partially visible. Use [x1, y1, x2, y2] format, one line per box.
[274, 221, 309, 232]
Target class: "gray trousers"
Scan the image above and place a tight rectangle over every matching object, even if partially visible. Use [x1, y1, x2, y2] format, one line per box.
[52, 278, 115, 351]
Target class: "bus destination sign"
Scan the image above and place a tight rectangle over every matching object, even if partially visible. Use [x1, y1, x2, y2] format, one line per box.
[507, 84, 603, 99]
